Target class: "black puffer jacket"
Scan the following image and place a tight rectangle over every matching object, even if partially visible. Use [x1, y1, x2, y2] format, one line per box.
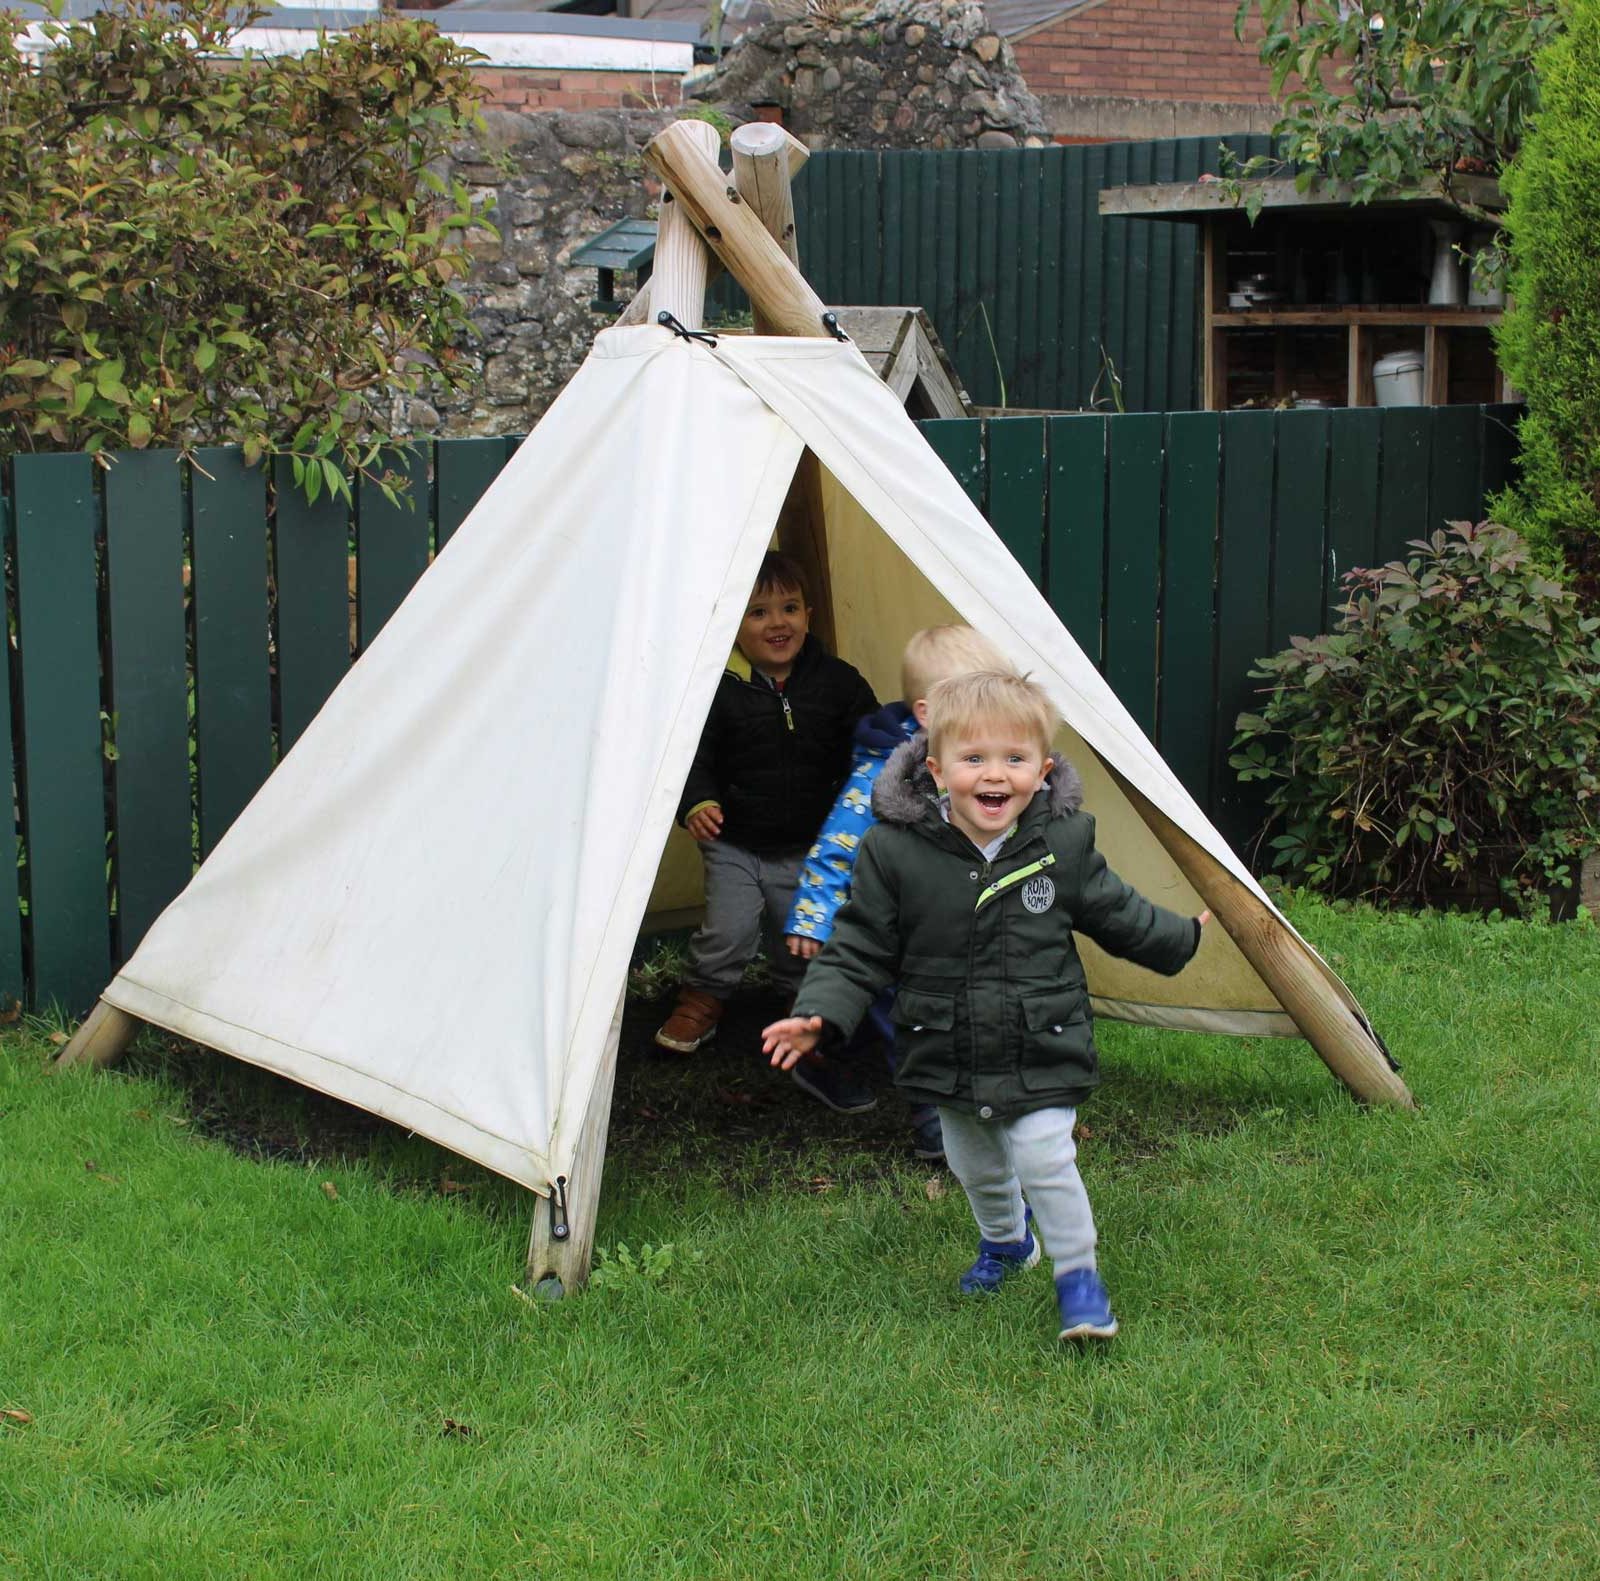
[793, 735, 1201, 1118]
[677, 638, 877, 854]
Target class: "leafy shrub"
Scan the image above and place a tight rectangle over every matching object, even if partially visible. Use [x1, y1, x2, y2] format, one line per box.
[1233, 0, 1559, 212]
[1231, 521, 1600, 912]
[1494, 0, 1600, 592]
[0, 0, 488, 498]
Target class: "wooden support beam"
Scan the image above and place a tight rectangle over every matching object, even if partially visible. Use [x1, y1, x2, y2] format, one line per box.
[54, 997, 141, 1069]
[1105, 764, 1415, 1109]
[646, 119, 721, 333]
[524, 991, 624, 1298]
[618, 124, 808, 328]
[730, 121, 804, 296]
[643, 119, 833, 341]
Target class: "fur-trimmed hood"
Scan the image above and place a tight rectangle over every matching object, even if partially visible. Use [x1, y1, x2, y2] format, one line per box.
[870, 731, 1085, 827]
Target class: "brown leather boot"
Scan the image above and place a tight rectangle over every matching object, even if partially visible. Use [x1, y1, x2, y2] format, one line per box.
[654, 986, 724, 1053]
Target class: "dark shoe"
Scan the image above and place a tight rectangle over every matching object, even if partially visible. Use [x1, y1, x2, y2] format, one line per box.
[654, 987, 723, 1053]
[909, 1106, 945, 1162]
[790, 1059, 877, 1114]
[1055, 1267, 1118, 1341]
[959, 1208, 1040, 1295]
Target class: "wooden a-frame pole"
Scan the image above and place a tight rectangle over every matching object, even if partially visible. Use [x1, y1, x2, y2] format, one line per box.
[641, 117, 1415, 1111]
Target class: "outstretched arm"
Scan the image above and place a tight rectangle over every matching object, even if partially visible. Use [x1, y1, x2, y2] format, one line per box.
[1072, 814, 1207, 976]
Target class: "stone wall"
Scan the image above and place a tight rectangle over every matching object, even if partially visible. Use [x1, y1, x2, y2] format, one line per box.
[687, 0, 1049, 151]
[404, 106, 674, 439]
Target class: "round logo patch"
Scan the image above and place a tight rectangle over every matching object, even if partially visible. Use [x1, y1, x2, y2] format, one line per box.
[1021, 875, 1056, 914]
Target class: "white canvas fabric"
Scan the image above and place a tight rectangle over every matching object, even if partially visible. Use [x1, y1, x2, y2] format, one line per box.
[104, 325, 1368, 1195]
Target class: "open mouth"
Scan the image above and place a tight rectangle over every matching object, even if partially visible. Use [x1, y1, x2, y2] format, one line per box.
[765, 633, 792, 647]
[975, 792, 1011, 815]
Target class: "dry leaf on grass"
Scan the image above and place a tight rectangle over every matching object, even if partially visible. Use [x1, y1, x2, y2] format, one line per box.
[48, 1031, 67, 1046]
[2, 1408, 33, 1426]
[321, 1181, 340, 1201]
[440, 1418, 473, 1439]
[438, 1179, 473, 1195]
[924, 1176, 947, 1201]
[0, 998, 21, 1025]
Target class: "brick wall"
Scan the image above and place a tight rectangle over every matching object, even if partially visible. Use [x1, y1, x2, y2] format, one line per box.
[469, 66, 683, 113]
[1014, 0, 1275, 107]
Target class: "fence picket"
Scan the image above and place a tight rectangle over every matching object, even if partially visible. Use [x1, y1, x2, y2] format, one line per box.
[1212, 411, 1278, 852]
[192, 448, 273, 859]
[1326, 407, 1383, 604]
[356, 444, 431, 653]
[1105, 413, 1164, 735]
[437, 436, 517, 551]
[104, 451, 192, 958]
[275, 458, 353, 753]
[0, 474, 22, 1005]
[11, 453, 110, 1012]
[1046, 415, 1108, 667]
[1158, 413, 1221, 802]
[987, 418, 1046, 587]
[1270, 408, 1331, 652]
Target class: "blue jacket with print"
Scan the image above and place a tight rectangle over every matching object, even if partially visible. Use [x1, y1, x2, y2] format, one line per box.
[784, 701, 919, 945]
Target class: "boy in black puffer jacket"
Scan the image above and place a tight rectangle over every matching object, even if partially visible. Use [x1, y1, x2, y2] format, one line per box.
[763, 671, 1209, 1342]
[655, 552, 876, 1061]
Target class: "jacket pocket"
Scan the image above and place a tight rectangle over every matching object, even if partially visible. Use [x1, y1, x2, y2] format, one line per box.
[891, 988, 960, 1095]
[1017, 989, 1096, 1092]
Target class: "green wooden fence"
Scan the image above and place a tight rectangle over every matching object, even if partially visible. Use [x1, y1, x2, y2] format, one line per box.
[0, 405, 1517, 1011]
[787, 135, 1278, 413]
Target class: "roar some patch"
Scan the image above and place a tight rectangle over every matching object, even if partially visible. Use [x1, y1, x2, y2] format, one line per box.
[1021, 875, 1056, 914]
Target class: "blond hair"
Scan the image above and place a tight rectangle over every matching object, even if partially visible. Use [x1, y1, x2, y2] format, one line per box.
[925, 671, 1056, 759]
[900, 625, 1012, 704]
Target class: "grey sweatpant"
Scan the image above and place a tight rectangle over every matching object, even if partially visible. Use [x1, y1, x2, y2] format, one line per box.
[938, 1105, 1098, 1278]
[684, 839, 808, 997]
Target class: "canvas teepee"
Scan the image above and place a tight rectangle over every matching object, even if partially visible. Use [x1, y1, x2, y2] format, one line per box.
[60, 121, 1412, 1294]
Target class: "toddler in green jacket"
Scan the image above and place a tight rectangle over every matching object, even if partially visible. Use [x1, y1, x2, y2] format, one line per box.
[763, 670, 1209, 1341]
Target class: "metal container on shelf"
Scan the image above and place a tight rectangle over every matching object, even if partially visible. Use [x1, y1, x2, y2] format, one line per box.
[1372, 350, 1425, 407]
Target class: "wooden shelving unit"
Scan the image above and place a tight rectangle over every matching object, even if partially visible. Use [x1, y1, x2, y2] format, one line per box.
[1101, 176, 1509, 411]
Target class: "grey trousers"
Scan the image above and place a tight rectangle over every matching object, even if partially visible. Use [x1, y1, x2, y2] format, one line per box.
[685, 839, 808, 997]
[938, 1105, 1098, 1278]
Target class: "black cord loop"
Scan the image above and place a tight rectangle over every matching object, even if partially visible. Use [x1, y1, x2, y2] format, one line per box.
[657, 310, 719, 348]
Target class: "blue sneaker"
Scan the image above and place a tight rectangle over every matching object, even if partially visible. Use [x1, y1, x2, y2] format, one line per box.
[1055, 1268, 1118, 1340]
[959, 1209, 1040, 1295]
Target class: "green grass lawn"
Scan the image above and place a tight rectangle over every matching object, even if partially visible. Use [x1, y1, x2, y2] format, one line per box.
[4, 898, 1599, 1579]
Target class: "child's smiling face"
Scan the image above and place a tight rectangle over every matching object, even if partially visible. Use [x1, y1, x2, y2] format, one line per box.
[737, 582, 810, 681]
[927, 726, 1052, 847]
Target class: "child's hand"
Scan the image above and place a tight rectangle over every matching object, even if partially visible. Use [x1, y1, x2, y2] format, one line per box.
[763, 1014, 824, 1070]
[1198, 909, 1212, 927]
[785, 934, 822, 960]
[685, 803, 724, 842]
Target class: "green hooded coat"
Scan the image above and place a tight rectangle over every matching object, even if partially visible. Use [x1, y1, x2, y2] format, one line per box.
[793, 736, 1201, 1119]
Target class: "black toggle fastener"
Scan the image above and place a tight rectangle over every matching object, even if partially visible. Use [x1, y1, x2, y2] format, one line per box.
[657, 310, 719, 348]
[821, 311, 849, 342]
[549, 1177, 570, 1241]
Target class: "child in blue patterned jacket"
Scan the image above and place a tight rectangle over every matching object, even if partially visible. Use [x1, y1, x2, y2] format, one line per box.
[783, 625, 1012, 1155]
